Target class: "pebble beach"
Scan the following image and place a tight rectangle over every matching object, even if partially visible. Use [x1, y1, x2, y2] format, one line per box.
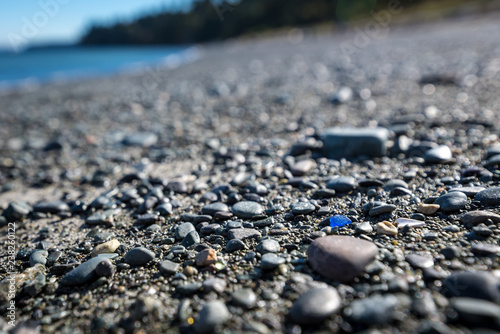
[1, 13, 500, 334]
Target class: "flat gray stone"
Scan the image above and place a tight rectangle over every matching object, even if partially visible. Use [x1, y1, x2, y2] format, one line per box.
[3, 201, 31, 222]
[256, 239, 280, 254]
[226, 239, 246, 252]
[231, 288, 257, 309]
[321, 127, 389, 159]
[228, 228, 261, 240]
[369, 204, 397, 216]
[441, 271, 500, 303]
[308, 235, 378, 282]
[326, 176, 357, 193]
[176, 222, 195, 240]
[348, 294, 408, 325]
[289, 287, 341, 325]
[29, 250, 48, 267]
[406, 253, 434, 269]
[232, 201, 264, 219]
[33, 201, 69, 214]
[124, 247, 155, 266]
[181, 230, 201, 248]
[451, 298, 500, 330]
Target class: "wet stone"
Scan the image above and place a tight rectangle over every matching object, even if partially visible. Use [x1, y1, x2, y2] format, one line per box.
[434, 192, 467, 212]
[124, 247, 155, 266]
[289, 287, 341, 325]
[307, 235, 378, 282]
[232, 201, 265, 219]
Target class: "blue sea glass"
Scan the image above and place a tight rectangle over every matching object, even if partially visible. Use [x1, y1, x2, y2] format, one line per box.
[329, 215, 352, 228]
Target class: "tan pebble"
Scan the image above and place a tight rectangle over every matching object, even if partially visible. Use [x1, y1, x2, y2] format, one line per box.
[417, 203, 440, 215]
[195, 248, 218, 267]
[183, 266, 198, 276]
[377, 221, 398, 236]
[91, 239, 120, 257]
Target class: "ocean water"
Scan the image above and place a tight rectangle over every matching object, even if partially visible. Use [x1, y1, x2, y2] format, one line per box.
[0, 46, 199, 90]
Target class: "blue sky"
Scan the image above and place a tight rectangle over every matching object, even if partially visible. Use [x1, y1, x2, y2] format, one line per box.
[0, 0, 192, 50]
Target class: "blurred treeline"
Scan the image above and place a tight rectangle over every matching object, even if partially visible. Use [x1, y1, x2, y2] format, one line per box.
[79, 0, 475, 45]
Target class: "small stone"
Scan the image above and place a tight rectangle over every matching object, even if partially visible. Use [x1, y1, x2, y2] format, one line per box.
[203, 277, 227, 294]
[195, 248, 218, 267]
[91, 239, 120, 257]
[355, 221, 373, 234]
[23, 272, 46, 297]
[424, 145, 452, 163]
[256, 239, 280, 254]
[29, 250, 48, 267]
[321, 127, 389, 159]
[176, 222, 195, 240]
[291, 202, 316, 215]
[159, 260, 180, 275]
[231, 288, 257, 309]
[307, 235, 378, 282]
[326, 176, 357, 193]
[181, 230, 201, 248]
[377, 221, 398, 236]
[196, 301, 230, 334]
[124, 247, 155, 266]
[61, 257, 104, 286]
[383, 179, 409, 191]
[226, 239, 246, 252]
[369, 204, 397, 217]
[86, 210, 114, 225]
[228, 228, 261, 240]
[459, 210, 500, 225]
[449, 186, 486, 198]
[95, 259, 115, 277]
[330, 215, 352, 228]
[291, 159, 316, 176]
[232, 201, 265, 219]
[201, 202, 229, 216]
[289, 287, 341, 325]
[474, 187, 500, 206]
[434, 192, 467, 212]
[417, 204, 440, 215]
[260, 253, 285, 270]
[3, 201, 31, 222]
[406, 253, 434, 269]
[440, 246, 461, 260]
